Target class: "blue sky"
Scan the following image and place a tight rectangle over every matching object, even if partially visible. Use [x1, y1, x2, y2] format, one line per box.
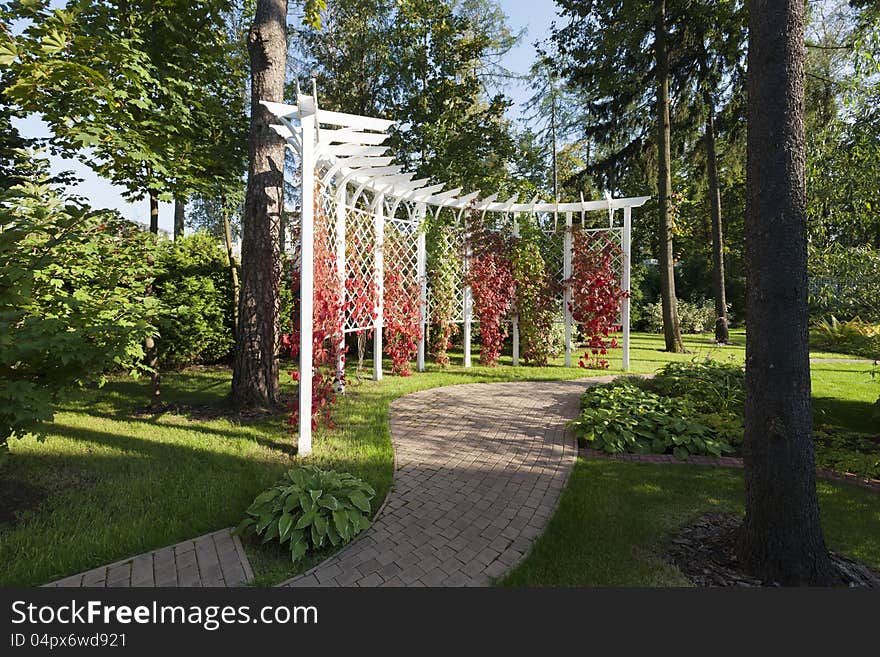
[13, 0, 559, 232]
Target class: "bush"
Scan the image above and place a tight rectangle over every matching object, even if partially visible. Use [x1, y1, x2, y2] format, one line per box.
[236, 465, 376, 563]
[570, 380, 736, 459]
[810, 316, 880, 360]
[642, 298, 717, 334]
[808, 244, 880, 323]
[651, 360, 746, 415]
[814, 426, 880, 481]
[0, 171, 159, 456]
[154, 232, 235, 368]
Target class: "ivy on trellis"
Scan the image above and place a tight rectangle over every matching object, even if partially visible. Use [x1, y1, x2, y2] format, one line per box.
[383, 268, 422, 376]
[426, 221, 460, 367]
[467, 213, 515, 366]
[285, 202, 346, 430]
[511, 216, 559, 366]
[568, 231, 628, 369]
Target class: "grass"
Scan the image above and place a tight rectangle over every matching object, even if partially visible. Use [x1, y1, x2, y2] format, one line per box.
[0, 329, 876, 586]
[501, 459, 880, 586]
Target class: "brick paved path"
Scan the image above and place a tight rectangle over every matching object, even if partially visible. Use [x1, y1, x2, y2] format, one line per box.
[281, 378, 597, 587]
[45, 529, 253, 587]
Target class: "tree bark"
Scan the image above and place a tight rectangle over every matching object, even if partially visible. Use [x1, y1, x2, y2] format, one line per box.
[173, 198, 185, 240]
[222, 199, 241, 338]
[149, 190, 159, 235]
[231, 0, 287, 409]
[704, 92, 730, 344]
[144, 254, 161, 409]
[654, 0, 684, 353]
[737, 0, 839, 585]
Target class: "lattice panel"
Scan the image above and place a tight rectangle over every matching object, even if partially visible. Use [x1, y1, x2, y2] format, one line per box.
[572, 226, 626, 327]
[426, 219, 466, 325]
[537, 227, 566, 320]
[343, 203, 379, 334]
[575, 227, 625, 281]
[385, 217, 419, 284]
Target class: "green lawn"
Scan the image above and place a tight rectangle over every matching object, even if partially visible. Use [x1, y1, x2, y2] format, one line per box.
[0, 330, 876, 587]
[501, 459, 880, 587]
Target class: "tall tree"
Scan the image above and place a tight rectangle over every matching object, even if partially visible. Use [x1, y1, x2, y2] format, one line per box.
[173, 199, 186, 239]
[737, 0, 838, 585]
[230, 0, 290, 408]
[688, 0, 747, 344]
[703, 93, 729, 343]
[553, 0, 685, 351]
[653, 0, 683, 352]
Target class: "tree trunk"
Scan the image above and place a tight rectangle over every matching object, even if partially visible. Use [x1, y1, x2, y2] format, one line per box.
[149, 190, 159, 234]
[737, 0, 839, 585]
[144, 334, 162, 409]
[704, 92, 730, 344]
[222, 199, 240, 338]
[654, 0, 684, 353]
[231, 0, 287, 409]
[173, 198, 185, 240]
[144, 254, 161, 409]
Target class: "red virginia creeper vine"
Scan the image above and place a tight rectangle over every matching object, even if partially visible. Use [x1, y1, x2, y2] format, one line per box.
[568, 232, 628, 369]
[467, 219, 515, 366]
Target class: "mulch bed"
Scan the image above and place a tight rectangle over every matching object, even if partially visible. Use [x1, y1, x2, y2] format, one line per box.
[0, 479, 47, 527]
[131, 393, 296, 423]
[666, 512, 880, 587]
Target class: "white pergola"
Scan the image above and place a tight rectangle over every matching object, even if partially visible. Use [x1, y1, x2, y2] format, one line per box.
[263, 90, 649, 455]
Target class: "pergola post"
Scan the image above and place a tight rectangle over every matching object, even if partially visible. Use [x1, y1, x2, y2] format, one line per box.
[622, 205, 632, 371]
[373, 192, 385, 381]
[416, 203, 427, 373]
[563, 211, 573, 367]
[463, 244, 472, 368]
[298, 110, 315, 456]
[334, 182, 347, 391]
[511, 214, 520, 367]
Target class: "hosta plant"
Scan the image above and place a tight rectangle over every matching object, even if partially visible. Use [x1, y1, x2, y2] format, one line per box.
[236, 465, 376, 562]
[570, 380, 736, 460]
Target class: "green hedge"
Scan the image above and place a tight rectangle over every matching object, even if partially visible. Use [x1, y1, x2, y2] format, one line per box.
[154, 233, 235, 369]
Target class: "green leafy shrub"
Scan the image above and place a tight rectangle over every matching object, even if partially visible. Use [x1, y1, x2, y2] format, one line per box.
[809, 316, 880, 360]
[651, 360, 746, 414]
[570, 380, 736, 459]
[808, 245, 880, 323]
[154, 232, 235, 368]
[0, 170, 160, 457]
[236, 465, 376, 563]
[814, 426, 880, 481]
[643, 298, 717, 334]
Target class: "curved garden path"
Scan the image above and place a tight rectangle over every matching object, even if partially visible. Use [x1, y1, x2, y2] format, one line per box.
[280, 377, 608, 587]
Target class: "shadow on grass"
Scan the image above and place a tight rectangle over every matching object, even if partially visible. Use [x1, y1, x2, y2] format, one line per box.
[813, 396, 878, 433]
